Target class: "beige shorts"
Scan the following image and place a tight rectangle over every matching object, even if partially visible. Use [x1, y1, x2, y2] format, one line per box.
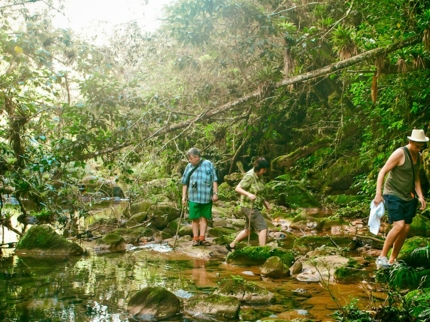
[241, 207, 267, 232]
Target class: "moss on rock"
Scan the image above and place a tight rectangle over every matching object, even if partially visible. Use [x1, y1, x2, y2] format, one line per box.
[226, 246, 295, 266]
[15, 225, 83, 256]
[293, 236, 354, 254]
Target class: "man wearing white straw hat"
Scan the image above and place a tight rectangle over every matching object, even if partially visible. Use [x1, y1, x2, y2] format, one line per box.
[374, 129, 428, 269]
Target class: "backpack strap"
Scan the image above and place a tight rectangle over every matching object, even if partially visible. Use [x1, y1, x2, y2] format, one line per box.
[185, 159, 204, 187]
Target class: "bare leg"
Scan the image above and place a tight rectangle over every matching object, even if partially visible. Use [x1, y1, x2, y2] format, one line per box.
[192, 219, 200, 238]
[380, 220, 406, 258]
[259, 229, 267, 246]
[230, 229, 249, 248]
[389, 224, 410, 263]
[199, 217, 208, 238]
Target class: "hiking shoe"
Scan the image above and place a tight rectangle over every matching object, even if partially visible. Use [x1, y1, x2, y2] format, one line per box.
[192, 239, 200, 247]
[376, 256, 392, 269]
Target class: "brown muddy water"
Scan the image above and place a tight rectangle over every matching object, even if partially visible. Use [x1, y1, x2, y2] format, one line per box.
[0, 242, 384, 322]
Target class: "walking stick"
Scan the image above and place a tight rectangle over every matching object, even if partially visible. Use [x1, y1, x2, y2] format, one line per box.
[173, 205, 185, 251]
[247, 200, 254, 246]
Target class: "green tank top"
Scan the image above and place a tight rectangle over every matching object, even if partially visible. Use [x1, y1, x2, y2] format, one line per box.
[383, 147, 420, 201]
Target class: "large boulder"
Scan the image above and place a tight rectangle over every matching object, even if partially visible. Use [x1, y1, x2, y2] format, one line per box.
[214, 277, 274, 304]
[261, 256, 290, 277]
[146, 202, 180, 230]
[292, 254, 350, 282]
[95, 232, 127, 253]
[184, 294, 240, 321]
[15, 225, 83, 257]
[127, 287, 181, 321]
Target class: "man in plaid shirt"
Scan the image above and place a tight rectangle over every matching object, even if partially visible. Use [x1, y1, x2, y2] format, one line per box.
[182, 148, 218, 246]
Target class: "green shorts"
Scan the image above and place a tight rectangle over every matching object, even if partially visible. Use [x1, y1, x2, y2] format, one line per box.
[188, 201, 213, 220]
[241, 207, 268, 232]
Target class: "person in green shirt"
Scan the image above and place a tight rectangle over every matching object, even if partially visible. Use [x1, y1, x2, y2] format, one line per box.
[226, 157, 271, 251]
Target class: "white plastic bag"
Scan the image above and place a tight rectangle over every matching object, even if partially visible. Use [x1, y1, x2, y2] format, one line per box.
[368, 200, 385, 235]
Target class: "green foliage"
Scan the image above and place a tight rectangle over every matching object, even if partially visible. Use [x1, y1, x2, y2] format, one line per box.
[332, 298, 373, 322]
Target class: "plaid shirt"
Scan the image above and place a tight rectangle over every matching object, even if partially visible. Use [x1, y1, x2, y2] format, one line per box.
[181, 159, 218, 204]
[238, 169, 266, 210]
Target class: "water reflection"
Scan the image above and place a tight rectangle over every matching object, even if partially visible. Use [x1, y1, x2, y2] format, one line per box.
[0, 247, 378, 321]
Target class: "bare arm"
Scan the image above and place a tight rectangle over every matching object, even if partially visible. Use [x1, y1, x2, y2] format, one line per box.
[415, 155, 427, 210]
[212, 181, 219, 202]
[235, 184, 256, 201]
[182, 185, 188, 205]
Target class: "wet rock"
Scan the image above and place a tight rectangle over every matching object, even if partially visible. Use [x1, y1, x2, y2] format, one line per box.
[334, 265, 367, 284]
[15, 225, 83, 257]
[95, 232, 127, 253]
[289, 260, 303, 275]
[127, 286, 181, 321]
[261, 256, 290, 277]
[215, 277, 275, 304]
[293, 254, 349, 282]
[184, 294, 240, 321]
[226, 246, 295, 266]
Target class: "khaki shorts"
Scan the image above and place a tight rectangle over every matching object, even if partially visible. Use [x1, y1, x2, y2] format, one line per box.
[241, 207, 267, 232]
[188, 201, 212, 220]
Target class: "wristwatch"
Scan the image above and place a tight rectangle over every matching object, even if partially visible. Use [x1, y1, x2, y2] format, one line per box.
[213, 192, 218, 195]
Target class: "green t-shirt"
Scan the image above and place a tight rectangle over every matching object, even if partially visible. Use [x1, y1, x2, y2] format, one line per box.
[238, 169, 266, 209]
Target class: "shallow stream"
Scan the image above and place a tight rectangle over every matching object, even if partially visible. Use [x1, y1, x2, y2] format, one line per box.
[0, 242, 381, 322]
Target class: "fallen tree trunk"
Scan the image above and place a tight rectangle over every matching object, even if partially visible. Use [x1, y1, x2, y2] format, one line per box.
[76, 35, 422, 161]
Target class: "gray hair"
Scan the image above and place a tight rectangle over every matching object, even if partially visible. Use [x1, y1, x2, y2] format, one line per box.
[186, 147, 201, 157]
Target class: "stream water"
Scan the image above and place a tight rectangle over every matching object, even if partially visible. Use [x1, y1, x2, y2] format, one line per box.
[0, 245, 379, 322]
[0, 203, 381, 322]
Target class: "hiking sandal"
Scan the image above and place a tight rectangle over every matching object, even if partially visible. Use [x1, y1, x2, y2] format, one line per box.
[226, 244, 235, 252]
[199, 239, 211, 246]
[192, 239, 200, 247]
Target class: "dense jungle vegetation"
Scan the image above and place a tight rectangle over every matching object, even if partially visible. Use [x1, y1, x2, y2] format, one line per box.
[1, 0, 430, 236]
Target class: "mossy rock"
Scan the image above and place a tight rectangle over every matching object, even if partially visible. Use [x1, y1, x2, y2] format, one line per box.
[96, 232, 127, 253]
[15, 225, 83, 257]
[110, 228, 141, 244]
[207, 226, 237, 237]
[293, 236, 354, 254]
[218, 182, 237, 201]
[261, 256, 290, 277]
[215, 276, 275, 304]
[334, 266, 366, 284]
[409, 214, 430, 237]
[397, 236, 430, 268]
[126, 212, 148, 227]
[130, 200, 153, 215]
[127, 286, 180, 321]
[184, 294, 240, 321]
[226, 246, 295, 266]
[265, 180, 320, 208]
[223, 172, 243, 187]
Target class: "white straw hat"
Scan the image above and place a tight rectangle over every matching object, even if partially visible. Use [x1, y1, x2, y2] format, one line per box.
[407, 129, 429, 142]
